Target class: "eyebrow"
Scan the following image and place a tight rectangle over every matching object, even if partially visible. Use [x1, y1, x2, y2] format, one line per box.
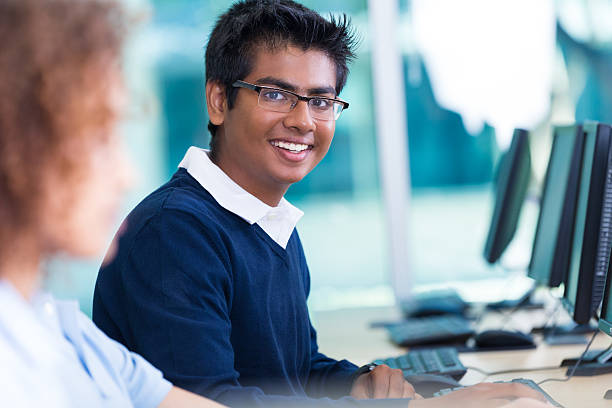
[255, 76, 336, 97]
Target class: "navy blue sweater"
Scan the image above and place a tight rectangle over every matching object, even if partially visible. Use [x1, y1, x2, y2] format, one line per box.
[93, 169, 409, 407]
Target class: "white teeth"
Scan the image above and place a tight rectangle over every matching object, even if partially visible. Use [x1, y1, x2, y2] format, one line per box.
[272, 140, 309, 153]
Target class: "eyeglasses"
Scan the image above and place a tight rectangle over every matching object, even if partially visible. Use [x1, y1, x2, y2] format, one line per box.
[232, 80, 349, 121]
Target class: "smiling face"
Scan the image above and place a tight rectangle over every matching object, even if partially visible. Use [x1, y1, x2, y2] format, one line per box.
[207, 45, 338, 206]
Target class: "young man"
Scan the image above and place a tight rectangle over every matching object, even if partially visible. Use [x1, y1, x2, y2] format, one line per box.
[93, 1, 548, 407]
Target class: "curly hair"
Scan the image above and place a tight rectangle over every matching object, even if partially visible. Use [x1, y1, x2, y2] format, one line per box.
[0, 0, 125, 254]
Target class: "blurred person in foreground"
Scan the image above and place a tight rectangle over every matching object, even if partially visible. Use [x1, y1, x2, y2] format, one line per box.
[0, 0, 227, 407]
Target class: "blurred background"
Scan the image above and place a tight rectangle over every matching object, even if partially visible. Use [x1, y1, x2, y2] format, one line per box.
[46, 0, 612, 316]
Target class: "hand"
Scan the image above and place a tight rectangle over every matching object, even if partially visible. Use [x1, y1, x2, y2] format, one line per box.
[350, 364, 422, 399]
[408, 382, 551, 408]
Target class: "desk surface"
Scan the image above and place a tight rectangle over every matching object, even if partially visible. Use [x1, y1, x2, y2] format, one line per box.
[311, 306, 612, 407]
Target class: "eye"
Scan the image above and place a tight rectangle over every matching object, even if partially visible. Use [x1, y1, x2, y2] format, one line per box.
[310, 98, 332, 110]
[261, 90, 288, 102]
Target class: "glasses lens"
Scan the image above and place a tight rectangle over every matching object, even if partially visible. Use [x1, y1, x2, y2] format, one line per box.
[308, 98, 337, 121]
[256, 86, 345, 121]
[258, 88, 296, 112]
[332, 102, 344, 120]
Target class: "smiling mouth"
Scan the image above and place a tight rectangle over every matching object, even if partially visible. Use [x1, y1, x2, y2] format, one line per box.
[270, 140, 313, 153]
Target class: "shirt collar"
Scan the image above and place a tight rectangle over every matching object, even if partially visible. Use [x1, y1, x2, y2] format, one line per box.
[178, 146, 304, 227]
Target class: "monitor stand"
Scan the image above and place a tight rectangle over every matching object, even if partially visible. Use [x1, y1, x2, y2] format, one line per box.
[485, 285, 544, 311]
[530, 303, 598, 344]
[560, 347, 612, 376]
[542, 322, 596, 345]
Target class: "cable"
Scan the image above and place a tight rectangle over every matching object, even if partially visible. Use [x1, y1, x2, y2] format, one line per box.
[537, 330, 599, 385]
[465, 366, 488, 376]
[468, 330, 601, 383]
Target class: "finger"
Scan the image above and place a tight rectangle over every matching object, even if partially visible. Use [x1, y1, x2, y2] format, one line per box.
[387, 369, 408, 398]
[370, 366, 391, 399]
[349, 375, 370, 400]
[401, 382, 418, 399]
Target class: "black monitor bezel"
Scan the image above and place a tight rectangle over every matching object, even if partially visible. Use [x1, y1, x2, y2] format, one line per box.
[527, 125, 583, 288]
[483, 129, 531, 264]
[598, 260, 612, 337]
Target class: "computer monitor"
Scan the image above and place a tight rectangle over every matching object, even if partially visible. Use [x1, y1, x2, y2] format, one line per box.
[598, 260, 612, 337]
[528, 125, 583, 288]
[562, 122, 612, 324]
[484, 129, 531, 264]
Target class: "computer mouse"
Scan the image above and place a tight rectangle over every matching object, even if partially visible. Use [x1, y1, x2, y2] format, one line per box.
[474, 329, 536, 350]
[403, 374, 462, 398]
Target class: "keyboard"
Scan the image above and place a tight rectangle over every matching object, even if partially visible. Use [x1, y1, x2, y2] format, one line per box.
[386, 315, 475, 347]
[433, 378, 564, 407]
[373, 347, 467, 380]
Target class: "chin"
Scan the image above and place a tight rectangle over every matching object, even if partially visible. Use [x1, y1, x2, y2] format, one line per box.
[275, 164, 314, 185]
[277, 172, 308, 186]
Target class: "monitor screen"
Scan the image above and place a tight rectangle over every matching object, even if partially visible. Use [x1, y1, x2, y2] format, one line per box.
[563, 122, 612, 324]
[528, 125, 582, 287]
[484, 129, 531, 264]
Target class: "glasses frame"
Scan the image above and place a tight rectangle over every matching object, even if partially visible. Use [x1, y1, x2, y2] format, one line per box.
[232, 80, 349, 121]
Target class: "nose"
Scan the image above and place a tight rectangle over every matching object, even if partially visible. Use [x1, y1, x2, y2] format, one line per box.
[282, 100, 316, 134]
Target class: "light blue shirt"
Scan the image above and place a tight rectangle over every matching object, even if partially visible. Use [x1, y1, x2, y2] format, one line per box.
[0, 280, 172, 408]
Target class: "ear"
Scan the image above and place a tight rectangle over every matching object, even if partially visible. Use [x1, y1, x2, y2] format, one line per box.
[206, 80, 227, 126]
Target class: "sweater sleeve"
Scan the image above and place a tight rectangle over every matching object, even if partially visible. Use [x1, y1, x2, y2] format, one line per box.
[95, 209, 410, 408]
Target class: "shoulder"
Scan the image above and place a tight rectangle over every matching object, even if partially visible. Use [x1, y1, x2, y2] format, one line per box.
[127, 169, 241, 239]
[61, 301, 158, 376]
[286, 228, 306, 258]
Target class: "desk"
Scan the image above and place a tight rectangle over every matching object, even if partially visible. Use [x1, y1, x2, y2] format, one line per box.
[312, 306, 612, 407]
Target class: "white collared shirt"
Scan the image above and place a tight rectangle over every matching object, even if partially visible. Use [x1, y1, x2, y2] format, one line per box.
[178, 146, 304, 249]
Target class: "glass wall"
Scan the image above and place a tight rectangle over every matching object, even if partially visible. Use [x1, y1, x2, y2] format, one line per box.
[397, 0, 556, 301]
[46, 0, 612, 314]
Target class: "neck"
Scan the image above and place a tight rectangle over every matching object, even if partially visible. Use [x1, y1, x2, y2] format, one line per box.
[0, 237, 41, 300]
[211, 151, 288, 207]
